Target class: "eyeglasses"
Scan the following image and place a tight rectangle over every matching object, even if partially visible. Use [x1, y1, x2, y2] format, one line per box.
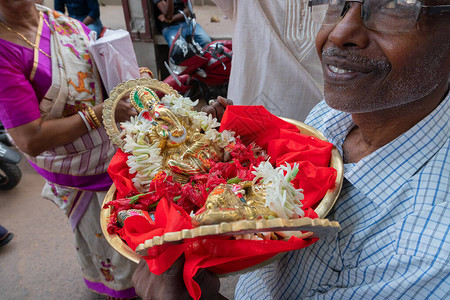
[308, 0, 450, 32]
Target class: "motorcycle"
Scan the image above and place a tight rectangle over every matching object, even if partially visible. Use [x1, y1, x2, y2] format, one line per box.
[162, 0, 232, 104]
[0, 122, 22, 190]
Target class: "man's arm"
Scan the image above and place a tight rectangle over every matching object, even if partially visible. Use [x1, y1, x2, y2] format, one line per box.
[318, 255, 448, 299]
[132, 257, 224, 300]
[82, 0, 101, 26]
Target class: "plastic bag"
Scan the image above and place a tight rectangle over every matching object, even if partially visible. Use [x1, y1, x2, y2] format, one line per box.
[89, 29, 140, 95]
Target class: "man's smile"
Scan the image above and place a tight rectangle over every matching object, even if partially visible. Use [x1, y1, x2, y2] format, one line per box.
[328, 65, 354, 74]
[324, 61, 370, 81]
[321, 48, 391, 84]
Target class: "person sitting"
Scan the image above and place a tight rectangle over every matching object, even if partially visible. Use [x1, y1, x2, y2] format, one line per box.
[54, 0, 104, 38]
[131, 0, 450, 298]
[153, 0, 212, 48]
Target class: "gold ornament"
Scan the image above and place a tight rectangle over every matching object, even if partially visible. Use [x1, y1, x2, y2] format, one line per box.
[103, 78, 181, 149]
[103, 79, 224, 183]
[135, 87, 223, 182]
[130, 86, 160, 113]
[0, 11, 51, 59]
[193, 182, 277, 226]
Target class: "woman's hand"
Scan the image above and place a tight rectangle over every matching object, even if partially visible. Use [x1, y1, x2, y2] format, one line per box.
[113, 93, 138, 123]
[132, 256, 223, 300]
[201, 96, 233, 122]
[90, 93, 136, 126]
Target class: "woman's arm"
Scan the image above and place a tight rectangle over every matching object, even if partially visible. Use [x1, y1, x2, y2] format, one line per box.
[7, 99, 136, 157]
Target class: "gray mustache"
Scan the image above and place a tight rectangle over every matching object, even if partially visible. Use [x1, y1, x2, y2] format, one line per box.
[322, 48, 391, 71]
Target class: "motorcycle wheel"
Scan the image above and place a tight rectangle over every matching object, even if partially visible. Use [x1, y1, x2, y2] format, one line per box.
[0, 162, 22, 190]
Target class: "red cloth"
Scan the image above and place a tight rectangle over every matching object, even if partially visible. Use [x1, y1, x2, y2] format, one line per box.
[109, 105, 338, 299]
[220, 106, 336, 211]
[122, 198, 319, 300]
[108, 149, 138, 199]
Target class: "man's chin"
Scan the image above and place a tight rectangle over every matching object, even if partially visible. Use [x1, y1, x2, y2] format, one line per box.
[324, 97, 357, 113]
[324, 97, 380, 114]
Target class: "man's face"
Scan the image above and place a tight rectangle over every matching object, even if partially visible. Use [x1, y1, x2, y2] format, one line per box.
[315, 1, 450, 113]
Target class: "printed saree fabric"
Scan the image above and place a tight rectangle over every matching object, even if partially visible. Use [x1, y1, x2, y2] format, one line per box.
[28, 6, 115, 193]
[24, 6, 116, 228]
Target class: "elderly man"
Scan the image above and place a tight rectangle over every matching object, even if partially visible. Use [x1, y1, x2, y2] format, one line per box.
[132, 0, 450, 298]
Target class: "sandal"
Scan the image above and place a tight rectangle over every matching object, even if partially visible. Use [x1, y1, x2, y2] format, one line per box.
[0, 232, 13, 248]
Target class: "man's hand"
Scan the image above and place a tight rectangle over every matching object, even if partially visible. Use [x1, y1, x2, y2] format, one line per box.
[132, 257, 223, 300]
[82, 15, 96, 26]
[132, 258, 190, 300]
[201, 96, 233, 122]
[158, 14, 170, 23]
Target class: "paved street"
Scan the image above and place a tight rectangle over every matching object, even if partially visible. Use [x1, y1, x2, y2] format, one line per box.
[0, 2, 238, 300]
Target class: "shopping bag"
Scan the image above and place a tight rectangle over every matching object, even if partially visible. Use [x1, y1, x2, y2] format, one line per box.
[89, 29, 140, 95]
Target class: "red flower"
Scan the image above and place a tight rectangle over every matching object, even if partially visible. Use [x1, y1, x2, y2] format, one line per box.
[105, 137, 273, 235]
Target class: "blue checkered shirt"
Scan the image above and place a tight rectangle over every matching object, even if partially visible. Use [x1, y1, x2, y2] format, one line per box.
[235, 92, 449, 299]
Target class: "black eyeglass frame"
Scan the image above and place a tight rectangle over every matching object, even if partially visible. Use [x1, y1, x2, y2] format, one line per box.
[421, 4, 450, 16]
[308, 0, 450, 20]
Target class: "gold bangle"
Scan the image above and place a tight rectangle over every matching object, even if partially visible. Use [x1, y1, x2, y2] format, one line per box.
[87, 106, 102, 128]
[81, 109, 97, 130]
[139, 67, 153, 78]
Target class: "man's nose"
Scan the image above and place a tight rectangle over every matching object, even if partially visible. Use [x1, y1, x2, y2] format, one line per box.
[327, 2, 370, 50]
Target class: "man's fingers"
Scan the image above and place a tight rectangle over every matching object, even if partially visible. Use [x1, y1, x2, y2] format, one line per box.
[165, 255, 186, 276]
[210, 101, 225, 119]
[201, 105, 218, 119]
[195, 269, 221, 299]
[217, 96, 233, 107]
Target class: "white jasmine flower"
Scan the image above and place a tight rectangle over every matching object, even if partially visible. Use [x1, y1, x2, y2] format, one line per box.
[250, 142, 268, 160]
[192, 111, 209, 128]
[162, 94, 198, 116]
[252, 162, 304, 219]
[218, 130, 236, 147]
[120, 116, 153, 136]
[204, 129, 220, 141]
[126, 142, 163, 191]
[196, 114, 220, 132]
[119, 114, 164, 191]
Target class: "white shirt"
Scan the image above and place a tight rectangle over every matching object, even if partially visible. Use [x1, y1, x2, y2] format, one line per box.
[213, 0, 323, 121]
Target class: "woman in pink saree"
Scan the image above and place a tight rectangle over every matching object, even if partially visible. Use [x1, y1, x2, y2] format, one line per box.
[0, 1, 137, 298]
